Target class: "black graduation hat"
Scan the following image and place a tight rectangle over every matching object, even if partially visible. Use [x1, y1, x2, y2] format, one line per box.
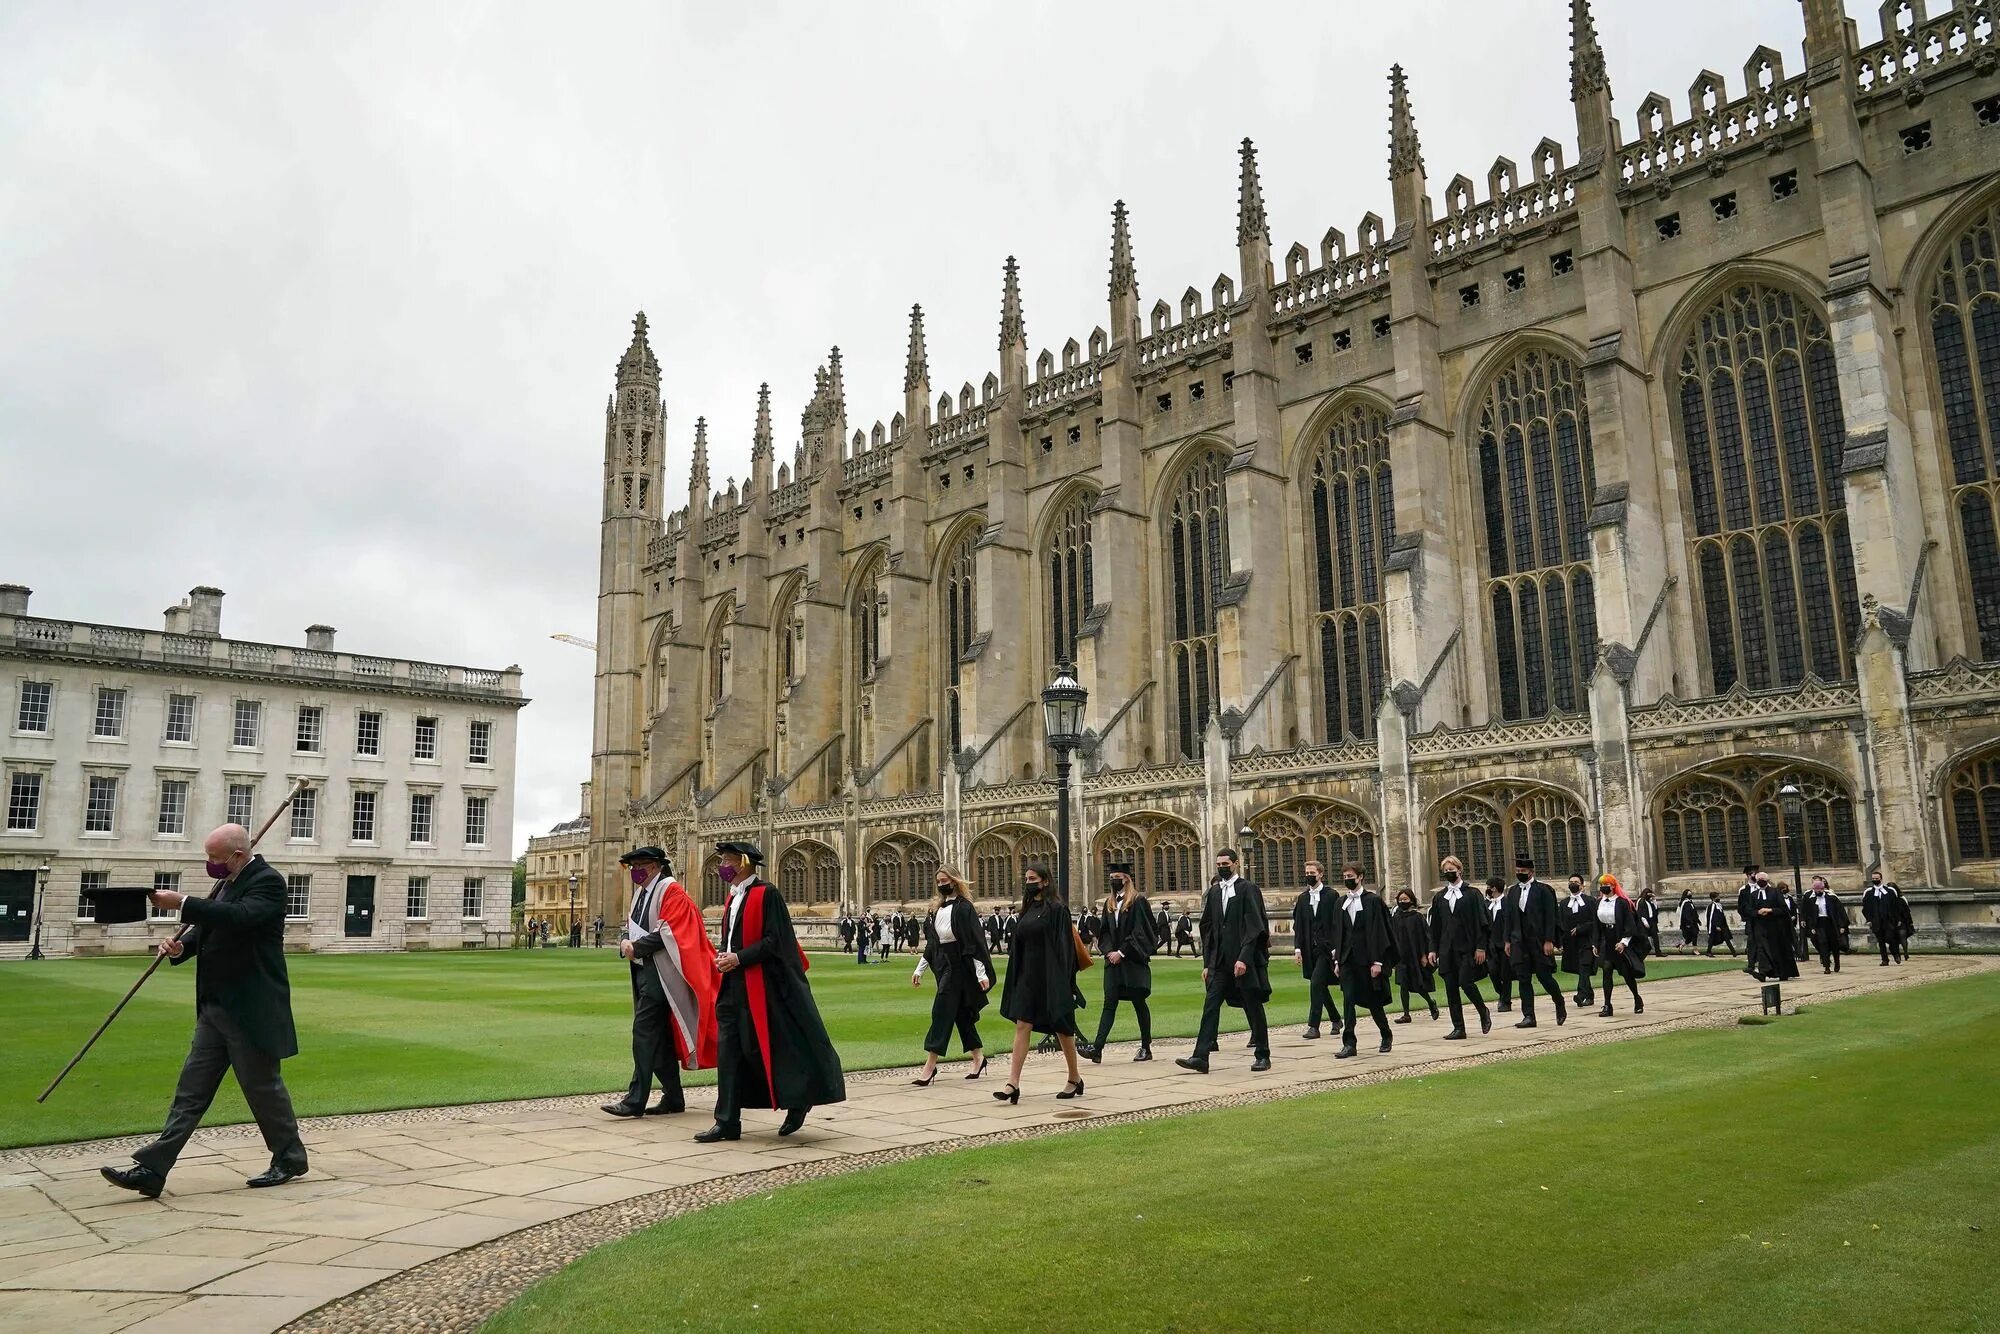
[715, 839, 764, 865]
[619, 845, 668, 866]
[1105, 861, 1135, 876]
[1514, 853, 1535, 870]
[78, 886, 153, 925]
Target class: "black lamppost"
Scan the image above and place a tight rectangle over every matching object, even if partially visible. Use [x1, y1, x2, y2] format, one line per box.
[567, 872, 580, 945]
[1041, 662, 1088, 907]
[1238, 825, 1255, 884]
[27, 861, 50, 961]
[1778, 780, 1806, 905]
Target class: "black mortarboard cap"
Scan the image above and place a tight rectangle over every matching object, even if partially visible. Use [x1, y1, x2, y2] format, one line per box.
[1514, 853, 1535, 870]
[79, 886, 153, 925]
[1106, 861, 1135, 876]
[619, 845, 667, 865]
[716, 840, 764, 864]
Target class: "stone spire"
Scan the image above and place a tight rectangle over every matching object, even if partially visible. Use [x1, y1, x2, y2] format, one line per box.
[752, 383, 773, 460]
[999, 256, 1025, 352]
[616, 310, 659, 386]
[1236, 138, 1269, 247]
[690, 415, 709, 488]
[826, 346, 845, 413]
[1109, 199, 1137, 300]
[1569, 0, 1610, 102]
[904, 304, 928, 393]
[1389, 65, 1424, 179]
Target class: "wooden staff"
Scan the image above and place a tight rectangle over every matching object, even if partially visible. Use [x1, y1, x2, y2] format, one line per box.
[37, 781, 309, 1103]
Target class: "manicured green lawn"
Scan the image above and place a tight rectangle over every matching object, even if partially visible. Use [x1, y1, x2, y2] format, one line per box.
[487, 971, 2000, 1334]
[0, 947, 1735, 1148]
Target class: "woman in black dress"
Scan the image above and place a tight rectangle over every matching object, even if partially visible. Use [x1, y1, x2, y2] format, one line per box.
[1389, 888, 1438, 1023]
[1592, 874, 1647, 1015]
[1080, 862, 1157, 1063]
[994, 864, 1085, 1103]
[1677, 890, 1700, 950]
[909, 867, 994, 1085]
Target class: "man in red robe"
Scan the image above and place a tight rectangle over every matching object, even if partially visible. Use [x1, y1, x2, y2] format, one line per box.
[696, 841, 846, 1141]
[604, 846, 717, 1118]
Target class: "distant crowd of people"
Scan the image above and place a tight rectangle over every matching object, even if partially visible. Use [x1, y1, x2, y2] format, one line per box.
[518, 915, 606, 949]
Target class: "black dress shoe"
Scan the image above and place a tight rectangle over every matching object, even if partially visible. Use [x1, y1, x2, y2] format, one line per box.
[646, 1099, 685, 1115]
[1515, 1019, 1538, 1029]
[1497, 1002, 1513, 1013]
[1303, 1026, 1321, 1040]
[1250, 1057, 1271, 1072]
[1132, 1046, 1153, 1062]
[246, 1165, 305, 1189]
[1081, 1041, 1103, 1065]
[601, 1102, 645, 1118]
[1480, 1013, 1493, 1034]
[1443, 1027, 1468, 1040]
[1378, 1033, 1393, 1054]
[1334, 1044, 1358, 1059]
[778, 1108, 809, 1136]
[693, 1123, 741, 1143]
[1174, 1056, 1209, 1074]
[100, 1164, 164, 1199]
[1554, 997, 1568, 1026]
[1598, 1005, 1614, 1018]
[1394, 1014, 1412, 1025]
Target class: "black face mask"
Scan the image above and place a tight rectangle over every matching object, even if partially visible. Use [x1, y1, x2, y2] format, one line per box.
[1516, 873, 1532, 883]
[1342, 877, 1359, 890]
[1304, 874, 1319, 885]
[1570, 885, 1583, 896]
[1444, 872, 1459, 883]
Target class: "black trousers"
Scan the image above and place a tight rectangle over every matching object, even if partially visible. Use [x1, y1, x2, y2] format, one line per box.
[1572, 958, 1596, 1004]
[1598, 965, 1641, 1009]
[1438, 952, 1490, 1031]
[624, 965, 683, 1109]
[1304, 965, 1339, 1033]
[133, 1004, 305, 1177]
[1339, 968, 1392, 1043]
[1513, 949, 1564, 1022]
[1091, 995, 1152, 1049]
[1194, 979, 1267, 1059]
[713, 981, 789, 1127]
[924, 987, 984, 1057]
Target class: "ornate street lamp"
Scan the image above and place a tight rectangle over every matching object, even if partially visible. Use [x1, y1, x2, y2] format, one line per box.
[27, 861, 50, 961]
[1778, 780, 1806, 901]
[1041, 662, 1088, 906]
[567, 872, 580, 946]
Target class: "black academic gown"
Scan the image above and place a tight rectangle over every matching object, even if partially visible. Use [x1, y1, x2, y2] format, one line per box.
[174, 855, 300, 1060]
[1745, 886, 1800, 980]
[922, 897, 995, 1017]
[717, 877, 846, 1114]
[1705, 900, 1734, 946]
[1808, 892, 1850, 952]
[1428, 885, 1488, 978]
[1097, 895, 1156, 1001]
[1501, 880, 1561, 972]
[1678, 896, 1700, 946]
[1559, 894, 1597, 976]
[1290, 885, 1338, 987]
[1390, 905, 1435, 992]
[998, 896, 1081, 1035]
[1484, 897, 1515, 984]
[1737, 881, 1763, 962]
[1329, 891, 1398, 1008]
[1199, 879, 1272, 1006]
[1592, 896, 1649, 980]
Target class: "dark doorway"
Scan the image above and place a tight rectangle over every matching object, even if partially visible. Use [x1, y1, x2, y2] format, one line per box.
[0, 870, 32, 942]
[344, 875, 376, 938]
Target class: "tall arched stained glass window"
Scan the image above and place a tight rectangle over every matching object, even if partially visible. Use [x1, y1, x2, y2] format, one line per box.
[1308, 403, 1392, 741]
[1165, 448, 1231, 759]
[942, 526, 978, 757]
[1925, 199, 2000, 660]
[1673, 282, 1858, 690]
[706, 601, 733, 707]
[1046, 492, 1096, 669]
[1474, 348, 1598, 720]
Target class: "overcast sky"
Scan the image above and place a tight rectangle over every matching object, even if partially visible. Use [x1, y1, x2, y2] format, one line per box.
[2, 0, 1835, 853]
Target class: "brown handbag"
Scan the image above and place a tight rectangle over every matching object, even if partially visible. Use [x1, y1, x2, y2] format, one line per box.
[1072, 924, 1094, 971]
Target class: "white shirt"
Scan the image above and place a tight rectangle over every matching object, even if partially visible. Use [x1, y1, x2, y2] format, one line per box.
[1307, 885, 1321, 914]
[912, 901, 989, 986]
[723, 884, 746, 947]
[1814, 892, 1832, 917]
[1596, 899, 1617, 926]
[1218, 875, 1237, 911]
[1344, 890, 1363, 921]
[1443, 884, 1462, 909]
[1567, 893, 1587, 913]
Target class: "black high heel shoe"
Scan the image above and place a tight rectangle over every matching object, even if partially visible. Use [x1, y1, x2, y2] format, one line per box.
[910, 1069, 937, 1087]
[993, 1083, 1020, 1104]
[1056, 1079, 1086, 1100]
[963, 1056, 989, 1080]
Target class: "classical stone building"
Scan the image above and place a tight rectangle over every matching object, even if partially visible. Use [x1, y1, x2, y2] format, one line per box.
[524, 781, 593, 931]
[588, 0, 2000, 944]
[0, 585, 526, 956]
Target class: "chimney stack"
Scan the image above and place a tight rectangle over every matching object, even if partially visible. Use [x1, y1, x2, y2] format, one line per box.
[579, 779, 593, 815]
[0, 584, 29, 616]
[164, 599, 192, 633]
[306, 624, 337, 650]
[187, 586, 224, 637]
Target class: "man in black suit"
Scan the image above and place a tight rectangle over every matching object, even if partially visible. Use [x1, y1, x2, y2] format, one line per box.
[1427, 856, 1492, 1039]
[1500, 853, 1567, 1029]
[1861, 872, 1907, 965]
[1177, 848, 1271, 1074]
[102, 824, 308, 1198]
[1289, 859, 1341, 1040]
[1736, 864, 1765, 975]
[1174, 906, 1196, 957]
[1328, 864, 1397, 1057]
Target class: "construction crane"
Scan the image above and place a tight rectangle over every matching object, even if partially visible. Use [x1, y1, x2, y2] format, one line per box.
[550, 633, 597, 651]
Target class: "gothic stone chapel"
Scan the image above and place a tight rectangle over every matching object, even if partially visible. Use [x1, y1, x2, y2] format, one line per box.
[587, 0, 2000, 944]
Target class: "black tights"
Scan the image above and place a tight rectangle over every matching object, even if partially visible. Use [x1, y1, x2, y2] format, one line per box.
[1398, 984, 1436, 1017]
[1598, 966, 1641, 1010]
[1093, 996, 1152, 1049]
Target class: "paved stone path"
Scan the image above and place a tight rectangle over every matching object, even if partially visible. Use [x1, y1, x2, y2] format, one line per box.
[0, 956, 1979, 1334]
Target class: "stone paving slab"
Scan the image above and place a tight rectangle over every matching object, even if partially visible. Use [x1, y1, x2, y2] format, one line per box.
[0, 956, 1979, 1334]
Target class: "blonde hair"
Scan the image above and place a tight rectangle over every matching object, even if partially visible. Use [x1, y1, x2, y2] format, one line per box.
[935, 865, 972, 901]
[1439, 855, 1463, 875]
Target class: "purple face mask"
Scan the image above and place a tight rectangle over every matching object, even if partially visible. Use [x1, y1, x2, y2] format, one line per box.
[716, 863, 740, 884]
[630, 867, 651, 886]
[205, 859, 233, 880]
